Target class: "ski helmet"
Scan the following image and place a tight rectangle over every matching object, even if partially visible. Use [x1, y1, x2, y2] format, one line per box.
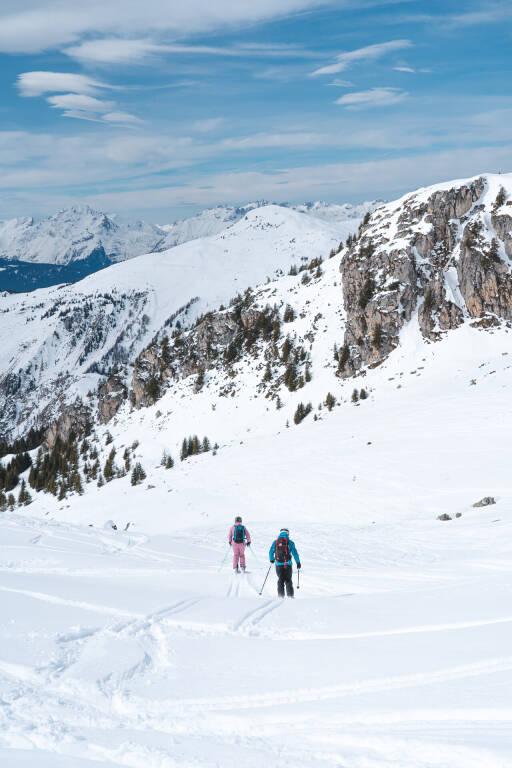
[280, 528, 289, 535]
[235, 516, 242, 523]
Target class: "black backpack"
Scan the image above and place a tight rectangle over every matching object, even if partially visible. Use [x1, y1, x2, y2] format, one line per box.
[233, 524, 245, 543]
[275, 536, 290, 563]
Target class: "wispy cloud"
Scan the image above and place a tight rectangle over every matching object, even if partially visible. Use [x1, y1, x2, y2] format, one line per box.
[0, 1, 341, 54]
[312, 39, 412, 76]
[17, 71, 108, 97]
[65, 37, 320, 66]
[336, 87, 408, 109]
[17, 70, 140, 125]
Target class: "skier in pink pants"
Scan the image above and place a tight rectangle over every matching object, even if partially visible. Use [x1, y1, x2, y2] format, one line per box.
[228, 516, 251, 573]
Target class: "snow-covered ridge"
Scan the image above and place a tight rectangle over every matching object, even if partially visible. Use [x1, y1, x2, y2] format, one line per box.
[0, 200, 379, 267]
[0, 205, 353, 439]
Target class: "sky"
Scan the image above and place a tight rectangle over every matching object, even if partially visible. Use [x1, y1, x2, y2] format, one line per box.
[0, 0, 511, 222]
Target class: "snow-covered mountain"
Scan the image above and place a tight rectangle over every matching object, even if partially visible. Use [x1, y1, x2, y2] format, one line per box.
[1, 174, 512, 768]
[0, 204, 348, 439]
[0, 206, 166, 266]
[160, 200, 380, 248]
[0, 200, 380, 271]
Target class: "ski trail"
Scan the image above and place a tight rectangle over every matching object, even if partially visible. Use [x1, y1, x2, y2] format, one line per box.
[232, 600, 282, 632]
[0, 585, 142, 619]
[131, 655, 512, 716]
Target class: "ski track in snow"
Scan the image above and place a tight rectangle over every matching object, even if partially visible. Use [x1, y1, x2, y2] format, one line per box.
[2, 513, 512, 768]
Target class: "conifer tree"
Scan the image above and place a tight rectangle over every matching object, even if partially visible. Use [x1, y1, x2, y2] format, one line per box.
[359, 388, 368, 400]
[7, 493, 16, 510]
[325, 392, 336, 411]
[131, 462, 147, 486]
[352, 389, 359, 403]
[0, 491, 6, 512]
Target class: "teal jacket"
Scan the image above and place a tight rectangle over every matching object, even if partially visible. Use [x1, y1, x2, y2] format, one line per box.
[269, 530, 301, 568]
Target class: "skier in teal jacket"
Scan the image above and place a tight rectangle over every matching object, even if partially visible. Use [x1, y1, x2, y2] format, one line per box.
[269, 528, 301, 598]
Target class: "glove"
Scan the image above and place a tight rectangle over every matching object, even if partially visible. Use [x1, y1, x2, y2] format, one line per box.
[270, 559, 275, 564]
[229, 542, 232, 547]
[297, 563, 301, 570]
[246, 542, 251, 547]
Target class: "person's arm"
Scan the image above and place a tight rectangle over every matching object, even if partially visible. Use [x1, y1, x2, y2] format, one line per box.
[269, 540, 276, 562]
[228, 526, 233, 545]
[290, 540, 301, 567]
[245, 527, 251, 545]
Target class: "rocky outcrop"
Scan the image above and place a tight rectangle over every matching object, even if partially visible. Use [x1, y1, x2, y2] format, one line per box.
[339, 177, 512, 377]
[45, 402, 92, 448]
[97, 375, 127, 423]
[130, 303, 278, 408]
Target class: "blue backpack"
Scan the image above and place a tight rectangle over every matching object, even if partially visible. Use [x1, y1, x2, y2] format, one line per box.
[233, 524, 245, 543]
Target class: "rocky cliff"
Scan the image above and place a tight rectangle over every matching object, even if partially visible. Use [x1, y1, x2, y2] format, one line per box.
[338, 175, 512, 376]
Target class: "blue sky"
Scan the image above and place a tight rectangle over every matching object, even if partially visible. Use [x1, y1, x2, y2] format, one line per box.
[0, 0, 511, 221]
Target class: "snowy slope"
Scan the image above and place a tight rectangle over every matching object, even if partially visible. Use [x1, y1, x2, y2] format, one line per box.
[160, 200, 380, 248]
[2, 315, 512, 767]
[0, 205, 349, 438]
[2, 173, 512, 768]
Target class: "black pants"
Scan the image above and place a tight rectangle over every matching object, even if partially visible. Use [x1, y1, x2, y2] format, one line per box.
[276, 565, 294, 598]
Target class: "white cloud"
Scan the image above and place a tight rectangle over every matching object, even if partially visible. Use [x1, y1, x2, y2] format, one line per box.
[393, 66, 415, 73]
[18, 70, 140, 125]
[47, 93, 114, 112]
[65, 37, 319, 66]
[102, 111, 144, 125]
[0, 1, 341, 54]
[17, 71, 107, 97]
[336, 87, 408, 109]
[312, 39, 413, 76]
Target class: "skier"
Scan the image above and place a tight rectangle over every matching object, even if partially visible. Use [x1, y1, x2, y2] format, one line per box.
[269, 528, 301, 598]
[228, 516, 251, 573]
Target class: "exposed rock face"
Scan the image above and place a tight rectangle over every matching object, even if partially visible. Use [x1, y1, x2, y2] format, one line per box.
[339, 177, 512, 376]
[98, 375, 127, 424]
[45, 402, 92, 448]
[130, 304, 276, 408]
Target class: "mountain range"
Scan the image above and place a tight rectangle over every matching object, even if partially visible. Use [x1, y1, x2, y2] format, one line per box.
[0, 200, 378, 292]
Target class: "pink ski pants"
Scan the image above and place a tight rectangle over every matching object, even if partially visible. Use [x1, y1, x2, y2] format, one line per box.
[232, 542, 246, 569]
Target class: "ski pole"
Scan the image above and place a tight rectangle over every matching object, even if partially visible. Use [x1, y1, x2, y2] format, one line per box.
[297, 569, 300, 590]
[218, 546, 230, 573]
[259, 564, 272, 595]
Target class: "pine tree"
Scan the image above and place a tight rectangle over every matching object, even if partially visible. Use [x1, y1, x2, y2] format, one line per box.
[338, 344, 350, 370]
[131, 462, 147, 486]
[372, 323, 383, 349]
[281, 336, 293, 363]
[202, 437, 211, 453]
[180, 438, 188, 462]
[0, 491, 6, 512]
[97, 474, 104, 488]
[351, 389, 359, 403]
[325, 392, 336, 411]
[283, 305, 295, 323]
[105, 432, 113, 445]
[359, 388, 368, 400]
[276, 395, 282, 410]
[17, 479, 32, 506]
[293, 402, 312, 425]
[263, 362, 272, 383]
[7, 493, 16, 510]
[104, 447, 116, 482]
[165, 454, 174, 469]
